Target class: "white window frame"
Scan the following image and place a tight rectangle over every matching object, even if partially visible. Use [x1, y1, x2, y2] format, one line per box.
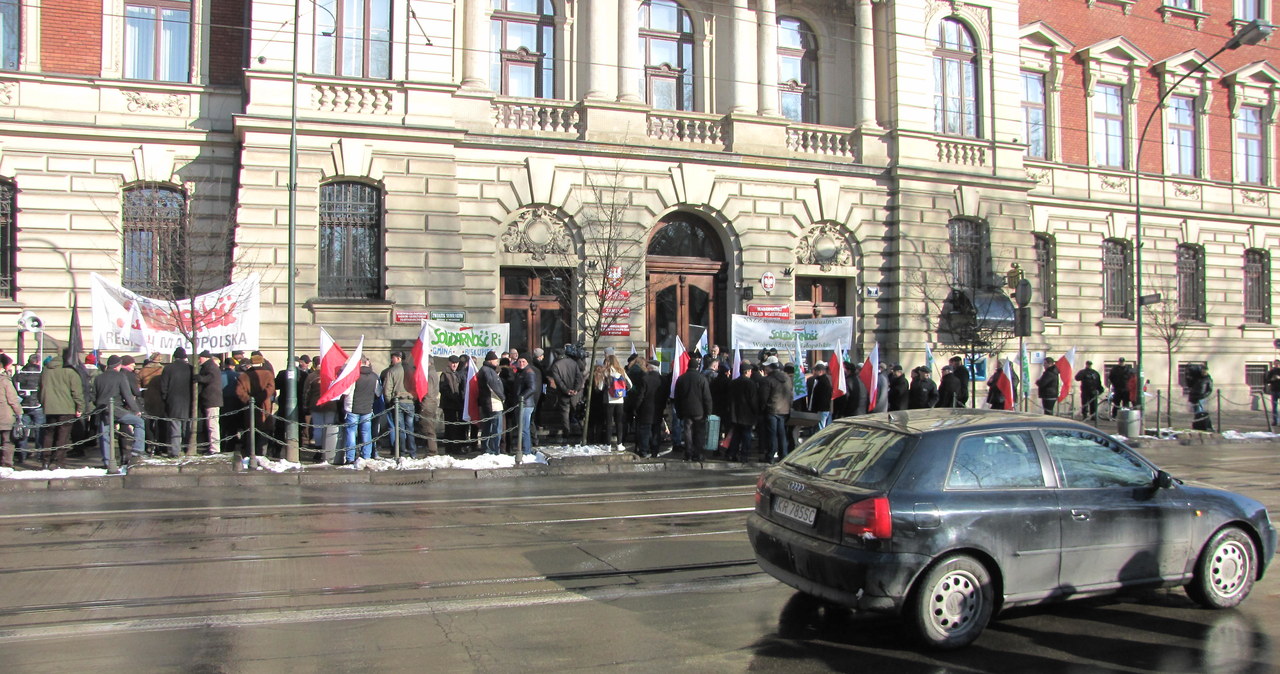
[1019, 22, 1073, 163]
[1080, 37, 1150, 171]
[1226, 61, 1280, 187]
[1155, 50, 1219, 180]
[102, 0, 209, 84]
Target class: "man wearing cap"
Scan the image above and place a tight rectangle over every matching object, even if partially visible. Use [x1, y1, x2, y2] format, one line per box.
[633, 359, 664, 458]
[673, 352, 712, 461]
[515, 355, 542, 456]
[38, 348, 84, 470]
[14, 354, 43, 461]
[805, 362, 833, 430]
[273, 354, 309, 457]
[477, 351, 505, 454]
[194, 351, 222, 454]
[761, 359, 791, 462]
[158, 346, 194, 457]
[339, 356, 379, 464]
[92, 355, 145, 467]
[887, 364, 910, 411]
[546, 346, 585, 442]
[381, 351, 417, 458]
[438, 355, 464, 453]
[237, 354, 276, 459]
[727, 361, 761, 462]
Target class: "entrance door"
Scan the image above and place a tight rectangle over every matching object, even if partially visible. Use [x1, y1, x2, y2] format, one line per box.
[645, 213, 727, 362]
[647, 269, 718, 351]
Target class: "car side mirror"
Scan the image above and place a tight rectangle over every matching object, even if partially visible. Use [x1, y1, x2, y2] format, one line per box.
[1154, 470, 1174, 490]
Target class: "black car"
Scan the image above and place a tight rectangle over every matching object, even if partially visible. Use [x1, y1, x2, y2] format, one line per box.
[747, 409, 1276, 649]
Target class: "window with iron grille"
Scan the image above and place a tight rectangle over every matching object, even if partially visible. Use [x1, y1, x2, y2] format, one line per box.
[491, 0, 555, 98]
[1176, 244, 1205, 322]
[319, 182, 382, 299]
[949, 219, 988, 290]
[123, 184, 186, 296]
[1102, 238, 1133, 319]
[1246, 363, 1268, 393]
[1245, 248, 1270, 323]
[932, 18, 980, 137]
[314, 0, 392, 79]
[1033, 234, 1056, 318]
[640, 0, 695, 111]
[778, 16, 818, 124]
[0, 179, 13, 300]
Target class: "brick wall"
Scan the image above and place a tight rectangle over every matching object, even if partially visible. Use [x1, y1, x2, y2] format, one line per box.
[41, 0, 102, 76]
[1022, 0, 1258, 182]
[209, 0, 247, 87]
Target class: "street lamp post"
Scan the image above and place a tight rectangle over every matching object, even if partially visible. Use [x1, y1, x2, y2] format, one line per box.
[283, 0, 302, 462]
[1133, 19, 1273, 419]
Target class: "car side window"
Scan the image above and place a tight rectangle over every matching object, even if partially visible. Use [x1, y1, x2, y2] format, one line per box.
[947, 431, 1045, 490]
[1043, 430, 1153, 488]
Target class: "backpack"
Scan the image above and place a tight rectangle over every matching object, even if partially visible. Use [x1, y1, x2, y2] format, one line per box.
[610, 375, 627, 399]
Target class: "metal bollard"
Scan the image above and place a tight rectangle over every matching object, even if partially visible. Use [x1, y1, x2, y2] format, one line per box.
[394, 404, 401, 460]
[1216, 390, 1222, 434]
[106, 398, 118, 474]
[247, 399, 256, 469]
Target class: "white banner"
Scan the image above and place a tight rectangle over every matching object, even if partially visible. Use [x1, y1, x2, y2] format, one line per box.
[424, 320, 509, 359]
[730, 314, 854, 351]
[90, 273, 260, 354]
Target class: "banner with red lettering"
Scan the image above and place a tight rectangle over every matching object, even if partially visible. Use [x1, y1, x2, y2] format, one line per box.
[90, 273, 260, 354]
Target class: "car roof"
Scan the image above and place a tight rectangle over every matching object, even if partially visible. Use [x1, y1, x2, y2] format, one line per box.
[832, 408, 1094, 436]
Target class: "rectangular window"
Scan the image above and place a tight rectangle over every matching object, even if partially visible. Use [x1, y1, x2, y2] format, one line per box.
[319, 182, 382, 299]
[1169, 96, 1198, 177]
[950, 220, 988, 290]
[1166, 0, 1194, 8]
[0, 0, 17, 71]
[315, 0, 392, 79]
[1022, 72, 1047, 159]
[1034, 234, 1057, 318]
[1245, 249, 1270, 323]
[124, 2, 191, 82]
[1094, 84, 1126, 168]
[0, 181, 13, 299]
[1237, 106, 1265, 184]
[1246, 363, 1268, 393]
[1176, 245, 1205, 322]
[1102, 239, 1133, 319]
[1235, 0, 1261, 21]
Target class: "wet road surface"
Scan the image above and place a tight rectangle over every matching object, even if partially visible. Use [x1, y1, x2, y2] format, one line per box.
[0, 442, 1277, 672]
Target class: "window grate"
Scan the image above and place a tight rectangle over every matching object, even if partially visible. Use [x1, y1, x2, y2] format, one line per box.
[319, 182, 382, 299]
[1102, 239, 1133, 319]
[123, 184, 186, 296]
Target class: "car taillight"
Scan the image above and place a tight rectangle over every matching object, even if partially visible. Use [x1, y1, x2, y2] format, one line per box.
[755, 474, 765, 508]
[843, 496, 892, 540]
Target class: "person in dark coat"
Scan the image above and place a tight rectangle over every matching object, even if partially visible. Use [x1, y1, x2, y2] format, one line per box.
[1108, 357, 1133, 419]
[727, 362, 761, 462]
[761, 359, 791, 461]
[908, 367, 939, 409]
[1075, 361, 1104, 422]
[805, 362, 833, 429]
[236, 354, 276, 459]
[157, 346, 194, 458]
[948, 356, 970, 407]
[194, 351, 223, 454]
[633, 359, 664, 458]
[221, 354, 245, 454]
[338, 356, 379, 462]
[476, 351, 505, 455]
[1186, 363, 1214, 431]
[546, 347, 585, 441]
[886, 364, 910, 411]
[673, 358, 713, 461]
[516, 355, 542, 455]
[1036, 360, 1061, 415]
[987, 367, 1009, 411]
[708, 364, 732, 447]
[937, 365, 963, 408]
[92, 354, 145, 466]
[438, 355, 464, 453]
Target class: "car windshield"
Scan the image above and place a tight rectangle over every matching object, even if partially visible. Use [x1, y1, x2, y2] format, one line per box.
[783, 425, 912, 488]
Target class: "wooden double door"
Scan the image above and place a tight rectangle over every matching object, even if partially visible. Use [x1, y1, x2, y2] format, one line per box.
[646, 257, 725, 355]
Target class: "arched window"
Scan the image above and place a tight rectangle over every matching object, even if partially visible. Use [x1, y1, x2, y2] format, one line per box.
[0, 179, 14, 299]
[647, 213, 723, 259]
[1176, 244, 1205, 322]
[778, 16, 817, 123]
[1245, 248, 1270, 323]
[948, 219, 988, 289]
[639, 0, 695, 111]
[319, 181, 382, 299]
[1102, 239, 1133, 319]
[122, 183, 186, 296]
[314, 0, 392, 79]
[491, 0, 556, 98]
[932, 18, 979, 137]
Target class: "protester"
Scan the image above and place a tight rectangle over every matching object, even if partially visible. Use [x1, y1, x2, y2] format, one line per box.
[594, 353, 631, 451]
[235, 354, 276, 459]
[381, 351, 417, 458]
[673, 352, 712, 461]
[341, 356, 379, 463]
[0, 354, 24, 468]
[908, 366, 939, 409]
[195, 351, 222, 454]
[38, 348, 84, 470]
[1036, 359, 1061, 415]
[1186, 363, 1214, 432]
[1075, 361, 1104, 422]
[158, 346, 193, 458]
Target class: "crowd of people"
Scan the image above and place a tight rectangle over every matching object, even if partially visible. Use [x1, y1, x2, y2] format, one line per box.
[0, 341, 1228, 470]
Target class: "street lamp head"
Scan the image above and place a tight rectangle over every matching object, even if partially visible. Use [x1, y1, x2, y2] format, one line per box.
[1226, 19, 1274, 50]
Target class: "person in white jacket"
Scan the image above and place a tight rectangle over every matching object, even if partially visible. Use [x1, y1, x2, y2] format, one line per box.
[594, 354, 632, 451]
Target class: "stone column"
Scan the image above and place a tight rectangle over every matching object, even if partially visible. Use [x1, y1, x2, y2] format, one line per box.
[757, 0, 779, 117]
[617, 0, 642, 102]
[855, 0, 878, 127]
[732, 0, 755, 113]
[460, 0, 489, 90]
[585, 1, 618, 100]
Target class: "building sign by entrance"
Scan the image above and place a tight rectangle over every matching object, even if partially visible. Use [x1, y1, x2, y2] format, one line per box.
[760, 272, 776, 293]
[602, 323, 630, 336]
[605, 265, 624, 288]
[597, 289, 631, 301]
[395, 310, 465, 323]
[747, 304, 791, 319]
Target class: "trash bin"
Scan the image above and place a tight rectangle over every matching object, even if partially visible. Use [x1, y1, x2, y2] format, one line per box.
[704, 414, 721, 452]
[1117, 408, 1141, 437]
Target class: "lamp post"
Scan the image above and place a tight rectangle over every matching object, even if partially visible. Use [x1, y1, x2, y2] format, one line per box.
[1133, 19, 1273, 417]
[283, 0, 301, 462]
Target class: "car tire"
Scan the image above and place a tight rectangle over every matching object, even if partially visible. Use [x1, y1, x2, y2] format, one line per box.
[907, 554, 994, 650]
[1187, 526, 1256, 609]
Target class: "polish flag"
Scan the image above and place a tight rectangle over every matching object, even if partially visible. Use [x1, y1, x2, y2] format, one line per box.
[830, 342, 846, 400]
[859, 342, 880, 410]
[410, 320, 431, 401]
[317, 335, 364, 406]
[317, 327, 349, 393]
[731, 347, 742, 379]
[993, 359, 1015, 410]
[462, 356, 480, 422]
[668, 336, 690, 398]
[1056, 347, 1076, 403]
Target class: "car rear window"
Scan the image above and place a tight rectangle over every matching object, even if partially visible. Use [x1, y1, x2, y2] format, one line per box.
[783, 425, 911, 488]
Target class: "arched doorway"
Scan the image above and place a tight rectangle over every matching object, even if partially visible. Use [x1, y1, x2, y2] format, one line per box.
[646, 213, 726, 359]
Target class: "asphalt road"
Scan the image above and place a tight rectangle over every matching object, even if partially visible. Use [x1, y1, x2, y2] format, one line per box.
[0, 441, 1277, 672]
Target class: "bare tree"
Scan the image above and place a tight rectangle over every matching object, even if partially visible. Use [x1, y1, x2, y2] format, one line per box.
[1143, 275, 1190, 432]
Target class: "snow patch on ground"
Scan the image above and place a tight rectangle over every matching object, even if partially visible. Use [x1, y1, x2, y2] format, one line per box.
[1221, 430, 1280, 440]
[0, 466, 109, 480]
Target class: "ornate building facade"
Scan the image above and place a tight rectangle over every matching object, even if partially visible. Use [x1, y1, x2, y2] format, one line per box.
[0, 0, 1277, 399]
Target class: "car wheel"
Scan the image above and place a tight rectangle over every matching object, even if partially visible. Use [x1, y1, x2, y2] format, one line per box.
[1187, 527, 1256, 609]
[907, 554, 994, 650]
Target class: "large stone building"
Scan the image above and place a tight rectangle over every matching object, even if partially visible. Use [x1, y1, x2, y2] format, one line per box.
[0, 0, 1277, 402]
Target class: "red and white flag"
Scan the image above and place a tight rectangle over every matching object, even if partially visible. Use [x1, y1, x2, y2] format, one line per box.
[668, 336, 690, 398]
[410, 320, 431, 401]
[317, 327, 349, 393]
[1056, 347, 1076, 403]
[317, 335, 364, 406]
[462, 356, 480, 422]
[993, 359, 1015, 410]
[859, 342, 880, 410]
[830, 342, 846, 401]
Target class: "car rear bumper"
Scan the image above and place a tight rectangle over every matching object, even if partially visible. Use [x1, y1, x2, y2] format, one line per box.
[747, 513, 929, 614]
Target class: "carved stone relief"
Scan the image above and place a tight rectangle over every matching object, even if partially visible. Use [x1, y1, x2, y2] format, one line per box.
[795, 221, 854, 272]
[501, 206, 572, 261]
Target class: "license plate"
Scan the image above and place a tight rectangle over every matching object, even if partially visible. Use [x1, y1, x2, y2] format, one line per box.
[773, 497, 817, 526]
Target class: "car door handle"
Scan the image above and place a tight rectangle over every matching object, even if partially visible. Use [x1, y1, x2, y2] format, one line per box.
[1071, 509, 1091, 521]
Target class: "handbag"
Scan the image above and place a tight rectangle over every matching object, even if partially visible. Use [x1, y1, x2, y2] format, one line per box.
[11, 417, 26, 443]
